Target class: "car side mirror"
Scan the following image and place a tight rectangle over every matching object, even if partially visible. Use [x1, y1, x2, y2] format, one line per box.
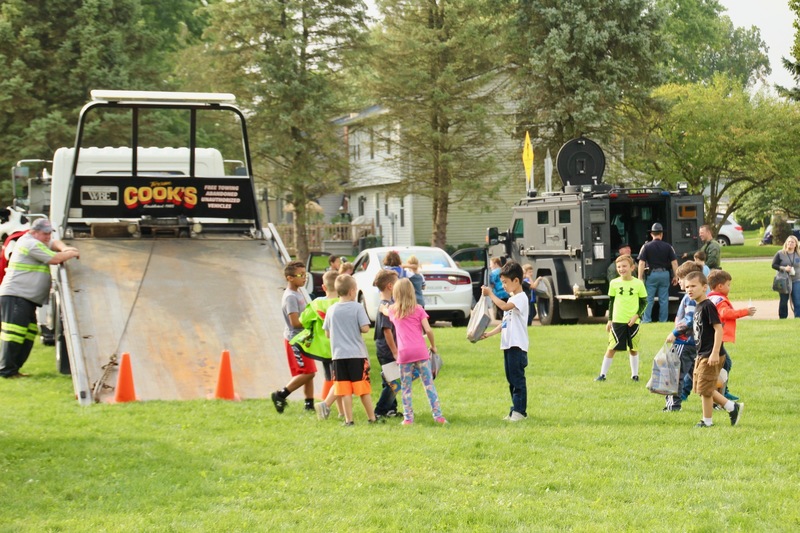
[487, 227, 499, 245]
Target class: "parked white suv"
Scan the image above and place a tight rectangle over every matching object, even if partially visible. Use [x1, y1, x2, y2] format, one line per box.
[715, 214, 745, 246]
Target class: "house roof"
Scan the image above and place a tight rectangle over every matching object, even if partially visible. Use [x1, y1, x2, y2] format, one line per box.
[332, 105, 389, 126]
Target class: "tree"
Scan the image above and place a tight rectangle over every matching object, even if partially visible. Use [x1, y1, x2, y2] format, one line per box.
[365, 0, 510, 248]
[656, 0, 769, 87]
[778, 0, 800, 100]
[0, 0, 210, 177]
[625, 75, 800, 231]
[512, 0, 665, 155]
[202, 0, 368, 261]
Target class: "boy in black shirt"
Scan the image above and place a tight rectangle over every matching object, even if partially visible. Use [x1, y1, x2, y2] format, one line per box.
[684, 271, 743, 428]
[373, 269, 401, 418]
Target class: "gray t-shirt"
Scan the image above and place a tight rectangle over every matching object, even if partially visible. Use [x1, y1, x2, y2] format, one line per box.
[0, 233, 56, 305]
[322, 300, 370, 360]
[281, 287, 307, 341]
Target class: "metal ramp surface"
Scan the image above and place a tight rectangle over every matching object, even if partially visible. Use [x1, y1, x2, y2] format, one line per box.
[63, 238, 291, 402]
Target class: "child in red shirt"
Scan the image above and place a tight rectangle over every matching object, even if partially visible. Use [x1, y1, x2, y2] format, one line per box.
[707, 270, 756, 400]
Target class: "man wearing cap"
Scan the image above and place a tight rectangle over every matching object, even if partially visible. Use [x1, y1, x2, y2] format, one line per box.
[607, 243, 632, 282]
[637, 223, 678, 323]
[0, 219, 79, 378]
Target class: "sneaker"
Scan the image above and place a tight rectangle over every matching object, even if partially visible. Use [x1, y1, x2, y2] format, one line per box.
[271, 391, 288, 414]
[401, 419, 414, 425]
[631, 375, 639, 382]
[314, 402, 331, 420]
[662, 406, 681, 412]
[385, 409, 398, 418]
[594, 374, 606, 382]
[729, 402, 743, 426]
[713, 404, 724, 411]
[508, 411, 527, 422]
[434, 417, 448, 425]
[695, 420, 712, 428]
[342, 421, 355, 427]
[724, 391, 740, 401]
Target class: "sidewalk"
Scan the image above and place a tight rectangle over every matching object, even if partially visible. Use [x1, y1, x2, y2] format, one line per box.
[730, 299, 785, 320]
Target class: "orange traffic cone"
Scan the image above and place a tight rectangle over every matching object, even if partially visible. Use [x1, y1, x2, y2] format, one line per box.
[113, 352, 138, 403]
[213, 350, 240, 401]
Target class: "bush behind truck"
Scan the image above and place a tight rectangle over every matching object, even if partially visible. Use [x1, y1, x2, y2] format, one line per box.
[488, 138, 704, 325]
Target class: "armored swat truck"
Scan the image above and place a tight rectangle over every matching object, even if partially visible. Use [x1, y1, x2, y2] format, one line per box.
[488, 138, 704, 325]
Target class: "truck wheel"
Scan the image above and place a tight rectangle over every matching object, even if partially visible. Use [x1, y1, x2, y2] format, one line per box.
[537, 276, 561, 326]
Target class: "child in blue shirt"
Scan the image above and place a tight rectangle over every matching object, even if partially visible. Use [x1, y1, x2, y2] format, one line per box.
[663, 261, 702, 412]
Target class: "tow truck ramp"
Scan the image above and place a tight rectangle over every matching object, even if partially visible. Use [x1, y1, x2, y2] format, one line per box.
[61, 236, 292, 404]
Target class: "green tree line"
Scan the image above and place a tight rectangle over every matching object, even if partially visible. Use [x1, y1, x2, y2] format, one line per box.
[1, 0, 799, 255]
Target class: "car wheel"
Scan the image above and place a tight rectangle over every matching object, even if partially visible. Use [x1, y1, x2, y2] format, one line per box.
[717, 235, 730, 246]
[452, 317, 469, 327]
[537, 276, 561, 326]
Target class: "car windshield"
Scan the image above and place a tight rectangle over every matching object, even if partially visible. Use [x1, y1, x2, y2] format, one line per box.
[377, 250, 451, 268]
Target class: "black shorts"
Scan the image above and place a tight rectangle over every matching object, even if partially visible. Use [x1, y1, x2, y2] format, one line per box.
[332, 358, 370, 383]
[606, 322, 640, 352]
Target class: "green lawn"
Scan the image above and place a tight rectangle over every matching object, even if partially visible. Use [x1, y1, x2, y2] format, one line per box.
[2, 321, 799, 531]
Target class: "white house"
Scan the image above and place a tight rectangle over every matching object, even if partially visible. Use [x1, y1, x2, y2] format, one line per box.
[336, 102, 527, 249]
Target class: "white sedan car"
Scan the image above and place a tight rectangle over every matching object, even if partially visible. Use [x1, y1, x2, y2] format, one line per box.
[351, 246, 473, 326]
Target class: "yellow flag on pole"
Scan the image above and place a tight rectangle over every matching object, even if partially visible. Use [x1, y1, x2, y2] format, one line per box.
[522, 131, 534, 191]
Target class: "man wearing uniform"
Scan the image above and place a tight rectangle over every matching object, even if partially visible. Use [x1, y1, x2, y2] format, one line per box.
[0, 219, 79, 378]
[697, 225, 721, 270]
[637, 223, 678, 323]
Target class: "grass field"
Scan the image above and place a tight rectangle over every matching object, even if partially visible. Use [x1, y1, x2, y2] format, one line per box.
[2, 320, 799, 532]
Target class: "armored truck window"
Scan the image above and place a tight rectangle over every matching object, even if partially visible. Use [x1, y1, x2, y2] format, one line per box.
[677, 205, 698, 219]
[590, 209, 606, 223]
[512, 218, 524, 239]
[537, 211, 548, 225]
[559, 210, 571, 224]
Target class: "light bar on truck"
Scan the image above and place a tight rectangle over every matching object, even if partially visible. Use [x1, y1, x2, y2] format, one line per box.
[90, 90, 236, 105]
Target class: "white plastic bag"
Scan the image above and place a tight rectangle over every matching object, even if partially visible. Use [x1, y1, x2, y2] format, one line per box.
[646, 343, 680, 395]
[466, 295, 493, 343]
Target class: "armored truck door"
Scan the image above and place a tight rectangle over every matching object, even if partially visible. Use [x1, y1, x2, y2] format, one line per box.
[669, 195, 704, 259]
[581, 198, 611, 281]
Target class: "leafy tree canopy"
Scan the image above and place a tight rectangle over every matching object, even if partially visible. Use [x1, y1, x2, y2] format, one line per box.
[626, 75, 800, 230]
[0, 0, 210, 178]
[201, 0, 369, 259]
[365, 0, 510, 247]
[512, 0, 665, 151]
[656, 0, 769, 87]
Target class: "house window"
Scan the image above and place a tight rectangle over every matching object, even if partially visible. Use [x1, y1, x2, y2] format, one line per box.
[375, 193, 380, 226]
[400, 198, 405, 227]
[370, 128, 375, 160]
[358, 196, 366, 217]
[384, 196, 389, 216]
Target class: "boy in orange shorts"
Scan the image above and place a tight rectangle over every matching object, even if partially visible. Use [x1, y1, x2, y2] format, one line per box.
[684, 271, 743, 428]
[323, 274, 377, 426]
[271, 261, 317, 413]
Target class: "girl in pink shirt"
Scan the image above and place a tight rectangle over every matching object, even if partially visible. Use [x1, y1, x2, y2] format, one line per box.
[388, 279, 446, 425]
